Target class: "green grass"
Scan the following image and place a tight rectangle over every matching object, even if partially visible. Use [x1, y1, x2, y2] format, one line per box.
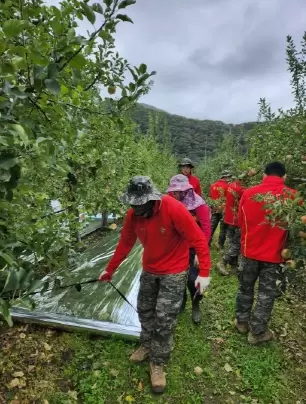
[1, 250, 306, 403]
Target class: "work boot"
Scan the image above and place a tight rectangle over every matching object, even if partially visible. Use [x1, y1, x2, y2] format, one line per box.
[149, 362, 166, 393]
[248, 329, 274, 345]
[217, 260, 229, 276]
[234, 319, 249, 334]
[129, 346, 149, 363]
[192, 300, 201, 324]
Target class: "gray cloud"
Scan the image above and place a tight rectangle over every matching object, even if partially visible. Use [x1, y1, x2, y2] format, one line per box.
[112, 0, 306, 123]
[51, 0, 306, 123]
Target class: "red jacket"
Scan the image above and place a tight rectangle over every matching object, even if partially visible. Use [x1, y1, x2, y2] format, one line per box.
[106, 195, 211, 277]
[187, 174, 202, 196]
[209, 179, 229, 200]
[224, 180, 245, 226]
[238, 176, 296, 263]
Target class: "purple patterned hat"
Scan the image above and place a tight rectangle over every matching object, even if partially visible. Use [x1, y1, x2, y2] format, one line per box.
[167, 174, 193, 193]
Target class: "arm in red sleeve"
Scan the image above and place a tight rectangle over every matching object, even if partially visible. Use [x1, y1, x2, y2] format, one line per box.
[170, 203, 211, 277]
[195, 204, 211, 241]
[105, 210, 137, 276]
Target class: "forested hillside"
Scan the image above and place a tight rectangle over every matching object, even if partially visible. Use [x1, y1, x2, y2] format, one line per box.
[131, 103, 256, 161]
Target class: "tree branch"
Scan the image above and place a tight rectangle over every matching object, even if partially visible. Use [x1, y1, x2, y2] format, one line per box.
[28, 98, 51, 123]
[59, 1, 119, 72]
[84, 73, 101, 91]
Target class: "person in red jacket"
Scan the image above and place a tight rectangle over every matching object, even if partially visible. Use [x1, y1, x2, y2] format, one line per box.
[217, 175, 245, 276]
[235, 162, 297, 344]
[178, 157, 202, 196]
[99, 176, 211, 393]
[167, 174, 211, 324]
[209, 170, 232, 249]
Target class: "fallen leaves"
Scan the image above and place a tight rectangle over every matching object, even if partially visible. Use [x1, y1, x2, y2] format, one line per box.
[7, 377, 26, 389]
[13, 371, 24, 378]
[110, 368, 119, 377]
[194, 366, 203, 375]
[19, 333, 26, 339]
[224, 363, 233, 372]
[43, 342, 52, 351]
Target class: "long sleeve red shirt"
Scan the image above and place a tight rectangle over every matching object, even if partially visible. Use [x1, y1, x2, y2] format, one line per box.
[193, 204, 211, 241]
[238, 176, 297, 263]
[209, 179, 229, 200]
[224, 180, 245, 226]
[105, 195, 211, 277]
[187, 174, 202, 196]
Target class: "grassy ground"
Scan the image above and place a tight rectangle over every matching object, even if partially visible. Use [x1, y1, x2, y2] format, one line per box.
[1, 249, 306, 404]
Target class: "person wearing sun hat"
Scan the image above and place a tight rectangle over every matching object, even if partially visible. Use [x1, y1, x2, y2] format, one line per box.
[167, 174, 211, 324]
[178, 157, 202, 196]
[99, 175, 211, 394]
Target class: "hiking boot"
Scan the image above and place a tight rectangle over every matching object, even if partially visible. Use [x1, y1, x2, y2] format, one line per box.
[230, 264, 238, 275]
[217, 261, 229, 276]
[248, 329, 274, 345]
[129, 346, 149, 363]
[234, 319, 249, 334]
[192, 300, 201, 324]
[149, 362, 166, 393]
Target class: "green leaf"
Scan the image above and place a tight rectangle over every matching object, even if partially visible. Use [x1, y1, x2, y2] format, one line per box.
[0, 157, 18, 170]
[2, 268, 18, 294]
[47, 62, 59, 79]
[45, 78, 61, 95]
[139, 63, 147, 75]
[69, 53, 87, 69]
[118, 0, 136, 9]
[92, 3, 103, 13]
[82, 3, 96, 24]
[116, 14, 133, 23]
[99, 30, 114, 43]
[0, 298, 13, 327]
[103, 0, 112, 6]
[0, 43, 6, 54]
[30, 50, 49, 66]
[11, 124, 29, 145]
[2, 62, 15, 74]
[2, 20, 30, 38]
[0, 252, 14, 266]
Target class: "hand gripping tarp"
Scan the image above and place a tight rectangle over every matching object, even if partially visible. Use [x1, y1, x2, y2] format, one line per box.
[11, 232, 142, 340]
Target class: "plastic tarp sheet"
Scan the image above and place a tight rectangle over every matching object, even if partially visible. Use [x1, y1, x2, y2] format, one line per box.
[11, 232, 142, 340]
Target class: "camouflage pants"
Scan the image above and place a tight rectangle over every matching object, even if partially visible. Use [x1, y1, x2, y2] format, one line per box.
[223, 225, 241, 265]
[236, 256, 285, 335]
[137, 270, 187, 365]
[210, 212, 228, 248]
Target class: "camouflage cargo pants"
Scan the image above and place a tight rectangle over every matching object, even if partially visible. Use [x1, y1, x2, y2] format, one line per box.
[137, 270, 187, 365]
[236, 256, 285, 335]
[223, 225, 241, 265]
[209, 212, 228, 248]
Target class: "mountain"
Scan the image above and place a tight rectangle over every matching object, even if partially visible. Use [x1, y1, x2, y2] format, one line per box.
[131, 103, 256, 162]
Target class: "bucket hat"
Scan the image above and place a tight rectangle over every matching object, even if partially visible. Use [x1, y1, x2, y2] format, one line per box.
[167, 174, 193, 193]
[178, 157, 194, 168]
[120, 176, 162, 206]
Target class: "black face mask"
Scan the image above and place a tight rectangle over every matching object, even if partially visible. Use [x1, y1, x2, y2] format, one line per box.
[131, 201, 156, 218]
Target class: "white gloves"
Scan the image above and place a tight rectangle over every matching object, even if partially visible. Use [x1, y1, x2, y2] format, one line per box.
[195, 276, 210, 294]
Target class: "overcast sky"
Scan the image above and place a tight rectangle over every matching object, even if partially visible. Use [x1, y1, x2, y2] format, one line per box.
[108, 0, 306, 123]
[56, 0, 306, 123]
